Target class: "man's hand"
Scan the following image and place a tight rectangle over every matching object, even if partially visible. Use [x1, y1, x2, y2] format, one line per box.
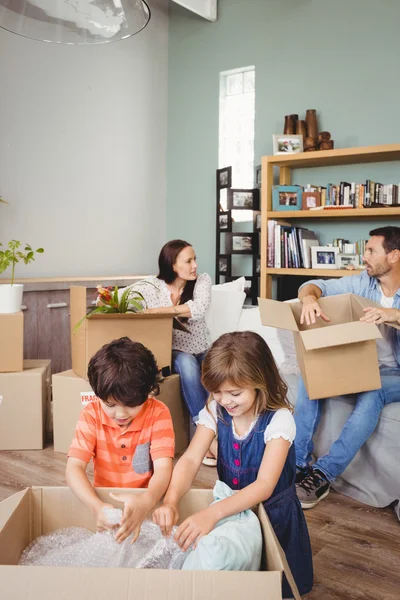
[300, 295, 330, 326]
[110, 492, 151, 544]
[360, 307, 400, 325]
[152, 503, 180, 537]
[173, 508, 217, 552]
[95, 502, 118, 533]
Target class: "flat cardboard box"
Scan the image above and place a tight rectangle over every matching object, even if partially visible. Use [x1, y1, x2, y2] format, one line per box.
[259, 293, 387, 400]
[0, 312, 23, 372]
[0, 360, 51, 450]
[52, 371, 189, 456]
[70, 286, 174, 380]
[0, 486, 300, 600]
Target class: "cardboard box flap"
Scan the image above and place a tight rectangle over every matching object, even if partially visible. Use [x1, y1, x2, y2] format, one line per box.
[70, 286, 88, 376]
[258, 298, 299, 332]
[300, 321, 382, 351]
[0, 567, 282, 599]
[0, 489, 29, 531]
[352, 295, 400, 331]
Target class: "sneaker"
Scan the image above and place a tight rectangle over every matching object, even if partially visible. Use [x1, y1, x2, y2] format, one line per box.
[296, 467, 330, 509]
[295, 465, 312, 484]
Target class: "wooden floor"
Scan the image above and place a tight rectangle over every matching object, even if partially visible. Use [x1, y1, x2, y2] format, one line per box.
[0, 446, 399, 600]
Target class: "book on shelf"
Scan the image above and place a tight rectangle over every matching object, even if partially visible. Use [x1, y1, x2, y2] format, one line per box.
[267, 220, 319, 269]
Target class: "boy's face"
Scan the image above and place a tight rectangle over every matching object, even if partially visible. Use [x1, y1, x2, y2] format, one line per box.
[99, 397, 143, 427]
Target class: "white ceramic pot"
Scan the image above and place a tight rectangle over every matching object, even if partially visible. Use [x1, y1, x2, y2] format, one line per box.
[0, 284, 24, 313]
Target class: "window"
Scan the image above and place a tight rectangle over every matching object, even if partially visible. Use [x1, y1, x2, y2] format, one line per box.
[219, 66, 255, 190]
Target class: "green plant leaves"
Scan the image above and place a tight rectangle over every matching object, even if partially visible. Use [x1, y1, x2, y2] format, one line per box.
[0, 239, 44, 284]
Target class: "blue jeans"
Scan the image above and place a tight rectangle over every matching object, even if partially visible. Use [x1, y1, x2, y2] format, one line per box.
[294, 366, 400, 481]
[172, 350, 208, 423]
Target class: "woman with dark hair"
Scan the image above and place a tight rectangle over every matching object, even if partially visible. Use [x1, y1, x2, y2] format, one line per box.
[119, 240, 216, 465]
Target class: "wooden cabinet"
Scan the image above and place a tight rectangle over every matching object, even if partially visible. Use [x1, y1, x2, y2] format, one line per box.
[19, 277, 145, 374]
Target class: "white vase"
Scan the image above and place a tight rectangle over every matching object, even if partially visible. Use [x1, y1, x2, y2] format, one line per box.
[0, 284, 24, 313]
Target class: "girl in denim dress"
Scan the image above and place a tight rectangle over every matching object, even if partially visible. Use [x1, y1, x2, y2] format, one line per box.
[153, 331, 313, 598]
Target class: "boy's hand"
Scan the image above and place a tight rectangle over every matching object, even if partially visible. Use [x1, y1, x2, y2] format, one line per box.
[152, 503, 180, 537]
[174, 508, 217, 552]
[110, 492, 151, 544]
[95, 502, 118, 532]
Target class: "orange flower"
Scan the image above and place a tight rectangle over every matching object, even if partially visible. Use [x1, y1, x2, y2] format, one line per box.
[96, 285, 112, 304]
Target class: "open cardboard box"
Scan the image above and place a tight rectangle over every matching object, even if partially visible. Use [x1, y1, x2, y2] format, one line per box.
[0, 486, 300, 600]
[71, 286, 174, 380]
[52, 372, 189, 456]
[258, 293, 397, 400]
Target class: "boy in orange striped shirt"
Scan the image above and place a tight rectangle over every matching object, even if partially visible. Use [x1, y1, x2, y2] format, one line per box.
[66, 337, 174, 544]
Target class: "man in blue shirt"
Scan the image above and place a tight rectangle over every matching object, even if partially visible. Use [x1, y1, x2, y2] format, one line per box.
[295, 226, 400, 509]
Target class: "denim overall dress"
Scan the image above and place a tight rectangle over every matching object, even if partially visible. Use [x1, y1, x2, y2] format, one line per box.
[217, 409, 313, 597]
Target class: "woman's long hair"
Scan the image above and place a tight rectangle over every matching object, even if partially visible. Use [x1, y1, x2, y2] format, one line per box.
[157, 239, 196, 306]
[202, 331, 292, 416]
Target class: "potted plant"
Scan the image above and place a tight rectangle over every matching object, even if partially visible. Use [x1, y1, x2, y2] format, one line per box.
[0, 240, 44, 313]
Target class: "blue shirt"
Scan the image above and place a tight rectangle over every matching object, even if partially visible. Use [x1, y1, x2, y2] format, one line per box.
[300, 270, 400, 365]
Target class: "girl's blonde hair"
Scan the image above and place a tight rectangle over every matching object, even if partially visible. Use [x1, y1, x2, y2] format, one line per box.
[202, 331, 292, 416]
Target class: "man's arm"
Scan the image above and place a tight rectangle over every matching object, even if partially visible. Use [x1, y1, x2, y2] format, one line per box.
[298, 283, 329, 325]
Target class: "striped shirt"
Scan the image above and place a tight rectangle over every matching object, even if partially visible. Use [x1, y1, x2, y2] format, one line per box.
[68, 398, 175, 488]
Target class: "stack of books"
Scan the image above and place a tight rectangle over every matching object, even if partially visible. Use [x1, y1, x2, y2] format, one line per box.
[267, 220, 319, 268]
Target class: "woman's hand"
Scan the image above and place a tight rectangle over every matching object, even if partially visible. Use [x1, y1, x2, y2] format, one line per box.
[143, 307, 164, 314]
[174, 508, 217, 551]
[152, 503, 180, 537]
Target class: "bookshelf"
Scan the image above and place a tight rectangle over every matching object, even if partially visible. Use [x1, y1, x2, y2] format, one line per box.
[260, 144, 400, 299]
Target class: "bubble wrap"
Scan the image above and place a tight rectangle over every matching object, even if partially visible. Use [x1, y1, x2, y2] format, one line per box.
[19, 509, 187, 570]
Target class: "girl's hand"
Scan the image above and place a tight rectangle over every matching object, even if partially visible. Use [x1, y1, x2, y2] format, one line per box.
[110, 492, 151, 544]
[152, 503, 180, 537]
[174, 509, 217, 552]
[95, 502, 118, 532]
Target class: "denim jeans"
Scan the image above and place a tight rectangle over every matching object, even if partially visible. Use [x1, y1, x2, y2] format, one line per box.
[172, 350, 208, 423]
[294, 365, 400, 481]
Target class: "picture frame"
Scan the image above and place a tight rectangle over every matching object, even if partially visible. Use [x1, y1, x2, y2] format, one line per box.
[218, 254, 231, 275]
[227, 188, 260, 211]
[226, 233, 256, 255]
[219, 211, 232, 232]
[217, 166, 232, 189]
[272, 185, 302, 211]
[255, 257, 261, 274]
[336, 253, 360, 270]
[255, 212, 261, 232]
[302, 191, 321, 210]
[255, 165, 262, 188]
[273, 134, 303, 156]
[311, 246, 339, 269]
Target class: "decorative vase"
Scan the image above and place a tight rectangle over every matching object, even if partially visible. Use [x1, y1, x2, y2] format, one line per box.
[284, 115, 296, 135]
[305, 109, 318, 140]
[0, 284, 24, 313]
[296, 120, 307, 139]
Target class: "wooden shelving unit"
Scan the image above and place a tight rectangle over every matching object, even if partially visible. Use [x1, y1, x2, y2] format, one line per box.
[260, 144, 400, 298]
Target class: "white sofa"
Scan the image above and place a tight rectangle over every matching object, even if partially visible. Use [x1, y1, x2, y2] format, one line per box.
[208, 280, 400, 519]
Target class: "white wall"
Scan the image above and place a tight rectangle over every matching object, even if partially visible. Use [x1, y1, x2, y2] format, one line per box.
[0, 0, 168, 278]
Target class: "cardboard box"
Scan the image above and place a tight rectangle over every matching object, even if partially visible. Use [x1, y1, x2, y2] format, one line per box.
[52, 371, 189, 456]
[0, 486, 300, 600]
[71, 286, 174, 380]
[0, 312, 23, 373]
[259, 293, 387, 400]
[0, 360, 51, 450]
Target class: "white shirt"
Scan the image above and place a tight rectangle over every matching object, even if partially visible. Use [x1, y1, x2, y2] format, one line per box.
[197, 400, 296, 446]
[376, 286, 397, 368]
[120, 273, 212, 355]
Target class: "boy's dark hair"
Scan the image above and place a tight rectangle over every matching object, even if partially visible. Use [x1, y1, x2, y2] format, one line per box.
[369, 226, 400, 254]
[87, 337, 160, 407]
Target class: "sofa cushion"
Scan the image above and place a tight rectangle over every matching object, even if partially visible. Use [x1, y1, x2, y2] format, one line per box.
[206, 278, 246, 342]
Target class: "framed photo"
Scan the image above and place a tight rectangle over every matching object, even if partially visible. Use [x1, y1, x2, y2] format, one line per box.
[226, 233, 256, 255]
[273, 134, 303, 155]
[255, 212, 261, 232]
[272, 185, 302, 211]
[337, 253, 360, 270]
[302, 191, 321, 210]
[227, 188, 260, 210]
[311, 246, 339, 269]
[217, 166, 232, 189]
[219, 211, 232, 232]
[255, 165, 262, 188]
[218, 254, 231, 275]
[255, 257, 261, 274]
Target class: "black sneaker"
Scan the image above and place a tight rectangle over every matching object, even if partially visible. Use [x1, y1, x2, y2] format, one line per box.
[296, 467, 330, 509]
[295, 465, 312, 484]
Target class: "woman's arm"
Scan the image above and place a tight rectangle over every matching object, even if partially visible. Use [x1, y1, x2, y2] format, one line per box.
[144, 274, 212, 319]
[152, 425, 215, 535]
[174, 437, 290, 551]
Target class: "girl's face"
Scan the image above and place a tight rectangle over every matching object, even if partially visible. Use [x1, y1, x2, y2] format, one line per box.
[100, 397, 143, 427]
[212, 381, 257, 419]
[173, 246, 198, 281]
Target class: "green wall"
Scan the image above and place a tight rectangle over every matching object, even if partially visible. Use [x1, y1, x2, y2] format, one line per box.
[167, 0, 400, 280]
